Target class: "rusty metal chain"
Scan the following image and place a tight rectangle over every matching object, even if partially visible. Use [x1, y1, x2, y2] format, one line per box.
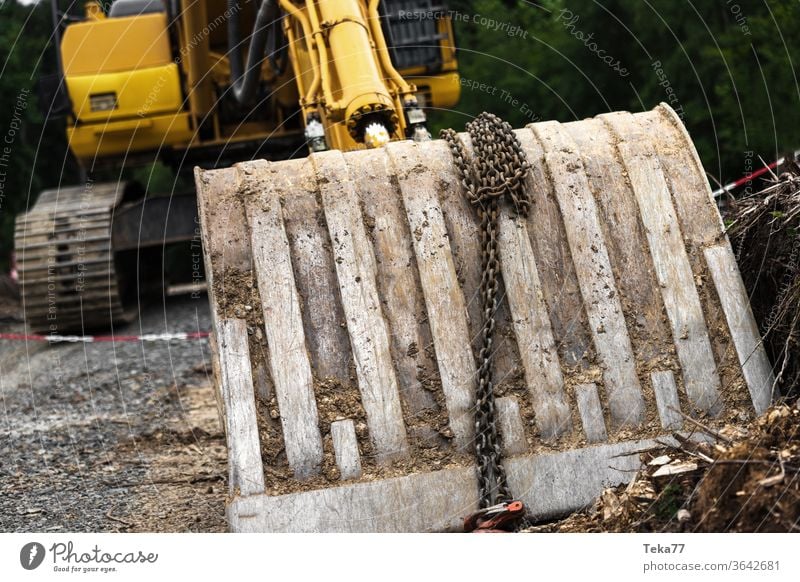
[440, 112, 531, 510]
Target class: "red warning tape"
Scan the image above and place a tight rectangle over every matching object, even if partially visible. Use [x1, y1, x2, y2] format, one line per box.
[0, 331, 210, 343]
[711, 149, 800, 198]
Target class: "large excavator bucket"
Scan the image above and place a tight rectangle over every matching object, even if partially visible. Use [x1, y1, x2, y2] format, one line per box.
[195, 104, 775, 532]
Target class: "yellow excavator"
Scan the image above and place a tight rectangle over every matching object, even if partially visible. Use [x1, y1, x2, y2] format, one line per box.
[16, 0, 458, 330]
[17, 0, 775, 531]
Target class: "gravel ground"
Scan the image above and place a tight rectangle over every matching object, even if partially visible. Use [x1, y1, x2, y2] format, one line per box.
[0, 294, 228, 532]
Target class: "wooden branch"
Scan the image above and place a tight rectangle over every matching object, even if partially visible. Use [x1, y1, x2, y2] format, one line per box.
[669, 407, 733, 444]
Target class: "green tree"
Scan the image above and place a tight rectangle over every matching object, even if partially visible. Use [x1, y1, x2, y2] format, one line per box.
[0, 0, 78, 271]
[432, 0, 800, 185]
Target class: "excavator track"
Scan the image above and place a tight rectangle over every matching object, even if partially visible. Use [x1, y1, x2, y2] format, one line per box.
[14, 182, 134, 332]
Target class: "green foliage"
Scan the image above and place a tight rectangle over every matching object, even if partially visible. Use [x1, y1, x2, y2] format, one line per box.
[432, 0, 800, 186]
[130, 162, 188, 196]
[652, 483, 684, 522]
[0, 0, 78, 270]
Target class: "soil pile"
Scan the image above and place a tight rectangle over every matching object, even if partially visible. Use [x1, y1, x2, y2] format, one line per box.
[728, 160, 800, 397]
[525, 402, 799, 532]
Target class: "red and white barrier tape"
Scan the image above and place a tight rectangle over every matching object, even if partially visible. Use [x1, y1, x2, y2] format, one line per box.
[711, 150, 800, 198]
[0, 331, 210, 343]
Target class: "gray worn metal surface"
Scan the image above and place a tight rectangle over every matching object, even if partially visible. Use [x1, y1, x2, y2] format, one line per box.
[229, 438, 659, 532]
[196, 104, 775, 532]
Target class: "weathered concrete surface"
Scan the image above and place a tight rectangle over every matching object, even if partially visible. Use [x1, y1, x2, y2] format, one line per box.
[228, 438, 655, 533]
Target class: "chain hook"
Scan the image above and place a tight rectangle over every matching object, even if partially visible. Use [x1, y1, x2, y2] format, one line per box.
[441, 112, 532, 521]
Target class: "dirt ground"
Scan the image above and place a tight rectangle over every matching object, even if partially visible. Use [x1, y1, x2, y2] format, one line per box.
[2, 287, 796, 533]
[0, 293, 228, 532]
[526, 402, 800, 533]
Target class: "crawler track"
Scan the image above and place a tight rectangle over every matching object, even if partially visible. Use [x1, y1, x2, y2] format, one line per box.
[14, 183, 133, 332]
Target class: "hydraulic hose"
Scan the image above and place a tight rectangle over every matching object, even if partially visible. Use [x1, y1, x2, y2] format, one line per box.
[227, 0, 277, 106]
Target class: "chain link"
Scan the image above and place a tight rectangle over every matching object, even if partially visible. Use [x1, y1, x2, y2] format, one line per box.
[441, 112, 531, 508]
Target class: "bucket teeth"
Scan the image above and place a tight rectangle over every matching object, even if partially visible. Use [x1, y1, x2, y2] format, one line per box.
[195, 104, 774, 532]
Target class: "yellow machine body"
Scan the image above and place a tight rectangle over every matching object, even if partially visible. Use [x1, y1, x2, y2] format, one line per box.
[16, 0, 460, 332]
[57, 0, 461, 165]
[61, 11, 193, 160]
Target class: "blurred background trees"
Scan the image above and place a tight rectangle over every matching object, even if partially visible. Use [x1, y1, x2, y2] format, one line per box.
[0, 0, 79, 270]
[0, 0, 798, 271]
[438, 0, 799, 184]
